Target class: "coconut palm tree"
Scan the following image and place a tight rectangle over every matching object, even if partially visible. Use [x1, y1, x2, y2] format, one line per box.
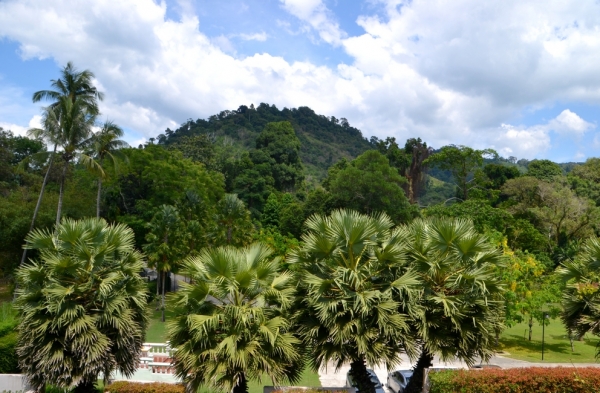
[168, 243, 304, 393]
[20, 108, 60, 266]
[144, 205, 186, 321]
[14, 218, 148, 393]
[86, 120, 128, 217]
[558, 237, 600, 352]
[402, 218, 506, 393]
[21, 62, 104, 265]
[212, 193, 254, 246]
[47, 95, 100, 225]
[32, 61, 104, 115]
[289, 210, 420, 393]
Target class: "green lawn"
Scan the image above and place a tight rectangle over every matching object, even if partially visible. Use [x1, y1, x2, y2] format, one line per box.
[499, 318, 600, 363]
[145, 309, 174, 342]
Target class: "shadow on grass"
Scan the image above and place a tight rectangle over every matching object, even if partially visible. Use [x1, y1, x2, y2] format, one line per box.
[502, 334, 573, 354]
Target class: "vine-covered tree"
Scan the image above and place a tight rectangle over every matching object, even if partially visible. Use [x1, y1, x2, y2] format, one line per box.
[425, 145, 497, 201]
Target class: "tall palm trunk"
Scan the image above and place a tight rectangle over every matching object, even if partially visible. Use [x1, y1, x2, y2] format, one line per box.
[20, 144, 57, 266]
[56, 159, 69, 227]
[161, 270, 166, 322]
[404, 347, 433, 393]
[96, 157, 104, 218]
[232, 373, 248, 393]
[349, 357, 376, 393]
[96, 176, 102, 218]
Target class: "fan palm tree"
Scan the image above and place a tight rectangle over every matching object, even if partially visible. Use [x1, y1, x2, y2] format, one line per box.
[86, 120, 128, 217]
[289, 209, 420, 393]
[14, 218, 148, 393]
[558, 237, 600, 353]
[402, 218, 506, 393]
[168, 243, 304, 393]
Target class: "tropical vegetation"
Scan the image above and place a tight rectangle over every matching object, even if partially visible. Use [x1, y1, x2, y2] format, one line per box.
[15, 218, 148, 392]
[2, 61, 600, 393]
[167, 243, 304, 393]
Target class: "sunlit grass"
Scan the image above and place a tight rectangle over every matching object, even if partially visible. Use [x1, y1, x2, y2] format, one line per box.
[499, 318, 599, 363]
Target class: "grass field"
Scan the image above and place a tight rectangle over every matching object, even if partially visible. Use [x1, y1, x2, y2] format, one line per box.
[145, 308, 174, 342]
[499, 317, 599, 363]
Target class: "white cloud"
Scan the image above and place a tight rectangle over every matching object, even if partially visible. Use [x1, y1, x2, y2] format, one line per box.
[279, 0, 346, 45]
[547, 109, 594, 135]
[238, 32, 267, 42]
[491, 110, 595, 158]
[1, 0, 600, 160]
[0, 115, 42, 137]
[492, 124, 551, 159]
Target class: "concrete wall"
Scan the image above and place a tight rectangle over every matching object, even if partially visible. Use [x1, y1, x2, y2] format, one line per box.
[0, 374, 31, 392]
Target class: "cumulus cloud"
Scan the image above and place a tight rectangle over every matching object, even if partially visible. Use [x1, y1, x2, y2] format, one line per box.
[491, 110, 595, 158]
[1, 0, 600, 160]
[0, 115, 42, 137]
[279, 0, 346, 45]
[547, 109, 594, 135]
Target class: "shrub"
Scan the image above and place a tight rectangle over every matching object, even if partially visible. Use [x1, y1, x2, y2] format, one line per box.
[272, 390, 348, 393]
[0, 332, 19, 373]
[105, 381, 184, 393]
[429, 367, 600, 393]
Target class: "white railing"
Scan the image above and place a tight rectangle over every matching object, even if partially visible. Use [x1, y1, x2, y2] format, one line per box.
[139, 343, 176, 374]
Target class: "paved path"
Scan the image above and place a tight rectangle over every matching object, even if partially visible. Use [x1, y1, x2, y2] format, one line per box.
[317, 354, 600, 389]
[110, 353, 600, 386]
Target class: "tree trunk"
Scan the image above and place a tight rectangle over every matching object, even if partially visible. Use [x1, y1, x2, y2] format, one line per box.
[349, 357, 376, 393]
[20, 144, 57, 266]
[404, 347, 434, 393]
[73, 379, 96, 393]
[56, 159, 69, 227]
[96, 156, 104, 218]
[155, 272, 160, 311]
[96, 176, 102, 218]
[570, 334, 575, 352]
[232, 373, 248, 393]
[528, 316, 533, 341]
[161, 270, 166, 322]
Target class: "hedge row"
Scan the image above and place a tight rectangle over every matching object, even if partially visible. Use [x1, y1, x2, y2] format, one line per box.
[429, 367, 600, 393]
[105, 381, 184, 393]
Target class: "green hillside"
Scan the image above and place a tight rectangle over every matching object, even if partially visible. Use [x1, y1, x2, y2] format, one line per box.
[159, 103, 373, 181]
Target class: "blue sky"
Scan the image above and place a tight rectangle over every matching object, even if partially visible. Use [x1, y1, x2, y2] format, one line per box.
[1, 0, 600, 162]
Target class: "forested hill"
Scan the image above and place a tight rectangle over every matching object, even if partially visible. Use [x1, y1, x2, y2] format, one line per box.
[157, 103, 373, 180]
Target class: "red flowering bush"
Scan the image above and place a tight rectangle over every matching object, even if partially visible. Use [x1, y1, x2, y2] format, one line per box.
[429, 367, 600, 393]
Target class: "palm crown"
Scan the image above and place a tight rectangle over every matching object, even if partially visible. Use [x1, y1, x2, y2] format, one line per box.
[289, 210, 420, 393]
[15, 218, 148, 392]
[558, 237, 600, 347]
[168, 243, 303, 393]
[402, 217, 506, 393]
